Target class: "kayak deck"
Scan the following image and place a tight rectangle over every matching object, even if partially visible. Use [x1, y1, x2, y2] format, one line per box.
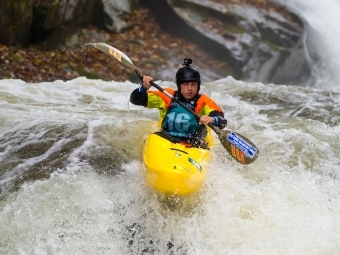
[142, 133, 211, 196]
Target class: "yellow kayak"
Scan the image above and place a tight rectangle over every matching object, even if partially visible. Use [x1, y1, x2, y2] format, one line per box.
[142, 131, 213, 196]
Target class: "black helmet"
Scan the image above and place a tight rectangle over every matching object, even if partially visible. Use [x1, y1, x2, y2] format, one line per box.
[176, 58, 201, 92]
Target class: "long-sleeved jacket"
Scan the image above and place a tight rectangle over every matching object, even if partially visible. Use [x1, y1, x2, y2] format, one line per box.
[131, 87, 225, 120]
[130, 87, 227, 142]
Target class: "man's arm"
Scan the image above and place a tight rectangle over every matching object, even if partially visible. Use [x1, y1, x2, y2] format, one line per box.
[130, 87, 148, 106]
[130, 75, 154, 106]
[209, 110, 227, 129]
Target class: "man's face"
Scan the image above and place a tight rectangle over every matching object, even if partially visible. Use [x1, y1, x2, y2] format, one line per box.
[180, 82, 198, 99]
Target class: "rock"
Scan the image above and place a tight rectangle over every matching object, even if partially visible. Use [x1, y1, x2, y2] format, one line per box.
[0, 0, 35, 46]
[139, 0, 311, 85]
[0, 0, 314, 85]
[0, 0, 135, 49]
[101, 0, 132, 33]
[30, 0, 102, 49]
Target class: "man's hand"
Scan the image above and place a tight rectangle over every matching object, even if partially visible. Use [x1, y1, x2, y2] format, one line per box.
[199, 115, 214, 125]
[142, 76, 153, 90]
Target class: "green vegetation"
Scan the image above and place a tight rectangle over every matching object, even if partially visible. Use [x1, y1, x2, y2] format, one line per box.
[10, 54, 22, 61]
[223, 21, 247, 34]
[262, 40, 279, 51]
[75, 68, 104, 80]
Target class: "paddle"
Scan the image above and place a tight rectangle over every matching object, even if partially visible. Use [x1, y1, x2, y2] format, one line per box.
[86, 43, 259, 164]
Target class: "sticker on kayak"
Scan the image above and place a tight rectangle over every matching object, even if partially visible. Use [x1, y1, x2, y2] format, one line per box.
[188, 158, 202, 171]
[226, 132, 257, 158]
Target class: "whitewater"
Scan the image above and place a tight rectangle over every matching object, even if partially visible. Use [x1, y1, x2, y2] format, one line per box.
[1, 0, 340, 254]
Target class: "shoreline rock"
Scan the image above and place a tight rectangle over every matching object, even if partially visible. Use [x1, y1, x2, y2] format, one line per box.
[0, 8, 230, 84]
[0, 0, 313, 85]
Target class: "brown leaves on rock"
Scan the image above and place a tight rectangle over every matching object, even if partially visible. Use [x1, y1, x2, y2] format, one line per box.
[0, 6, 230, 83]
[0, 45, 62, 82]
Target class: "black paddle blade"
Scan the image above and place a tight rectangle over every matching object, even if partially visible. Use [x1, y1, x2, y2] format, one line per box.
[213, 127, 259, 165]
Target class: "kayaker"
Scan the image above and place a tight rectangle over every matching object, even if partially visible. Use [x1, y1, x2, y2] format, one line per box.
[130, 58, 227, 148]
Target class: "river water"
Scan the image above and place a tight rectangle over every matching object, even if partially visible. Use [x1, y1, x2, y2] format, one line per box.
[1, 1, 340, 254]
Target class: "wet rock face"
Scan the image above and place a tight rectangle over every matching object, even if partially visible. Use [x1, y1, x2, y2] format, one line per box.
[0, 0, 97, 47]
[0, 0, 312, 85]
[101, 0, 132, 32]
[140, 0, 311, 85]
[0, 0, 35, 46]
[0, 0, 134, 49]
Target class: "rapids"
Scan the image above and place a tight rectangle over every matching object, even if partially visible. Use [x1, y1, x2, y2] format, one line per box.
[0, 77, 339, 254]
[1, 0, 340, 254]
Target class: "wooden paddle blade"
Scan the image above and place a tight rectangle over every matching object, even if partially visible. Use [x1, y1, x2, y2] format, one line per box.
[213, 127, 259, 165]
[88, 43, 139, 71]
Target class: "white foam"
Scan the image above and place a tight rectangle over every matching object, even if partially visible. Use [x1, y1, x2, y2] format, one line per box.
[276, 0, 340, 91]
[0, 75, 339, 254]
